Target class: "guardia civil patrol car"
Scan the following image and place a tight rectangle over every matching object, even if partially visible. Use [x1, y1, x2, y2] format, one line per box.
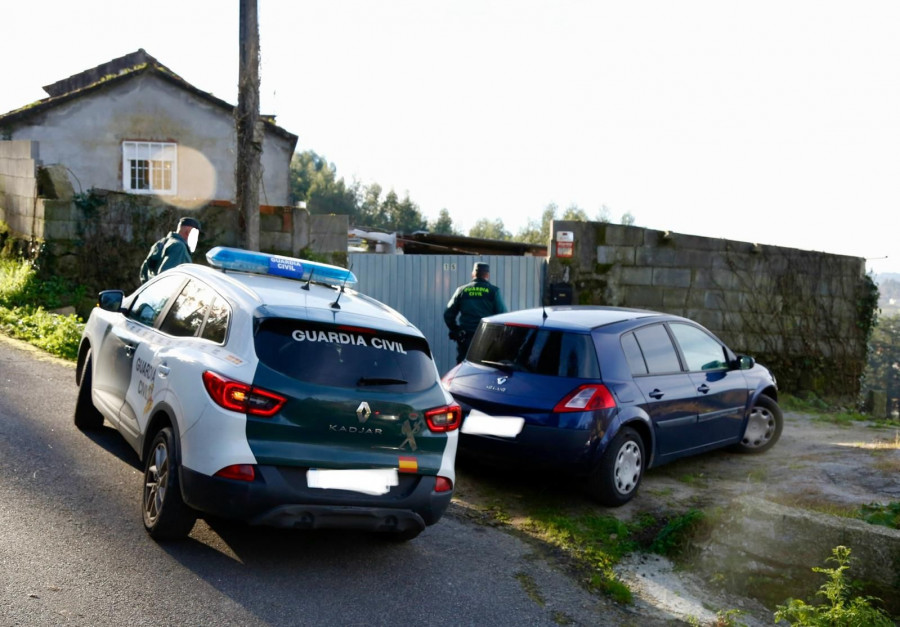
[74, 247, 459, 541]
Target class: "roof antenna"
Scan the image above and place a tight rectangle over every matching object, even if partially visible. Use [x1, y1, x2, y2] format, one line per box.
[542, 301, 548, 321]
[330, 261, 353, 309]
[301, 267, 315, 291]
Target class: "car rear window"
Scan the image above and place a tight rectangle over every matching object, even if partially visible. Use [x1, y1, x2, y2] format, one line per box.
[468, 323, 600, 378]
[254, 319, 437, 391]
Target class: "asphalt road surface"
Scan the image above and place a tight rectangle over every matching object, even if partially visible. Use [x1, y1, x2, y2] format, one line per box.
[0, 336, 640, 626]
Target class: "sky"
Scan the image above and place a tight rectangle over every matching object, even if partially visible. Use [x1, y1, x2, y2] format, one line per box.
[3, 1, 899, 275]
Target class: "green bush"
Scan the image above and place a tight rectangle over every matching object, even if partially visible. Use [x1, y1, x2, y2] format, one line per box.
[0, 258, 85, 360]
[774, 545, 893, 626]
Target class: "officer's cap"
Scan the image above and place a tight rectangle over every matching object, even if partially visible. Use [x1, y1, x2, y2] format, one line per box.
[178, 217, 201, 231]
[473, 262, 490, 275]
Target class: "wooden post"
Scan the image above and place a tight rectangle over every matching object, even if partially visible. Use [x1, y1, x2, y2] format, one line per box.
[236, 0, 261, 251]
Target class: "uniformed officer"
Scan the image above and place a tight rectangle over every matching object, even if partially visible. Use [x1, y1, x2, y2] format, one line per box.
[444, 262, 507, 363]
[140, 217, 201, 283]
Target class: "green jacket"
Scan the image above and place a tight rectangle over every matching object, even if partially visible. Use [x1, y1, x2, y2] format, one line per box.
[444, 278, 507, 335]
[139, 232, 192, 283]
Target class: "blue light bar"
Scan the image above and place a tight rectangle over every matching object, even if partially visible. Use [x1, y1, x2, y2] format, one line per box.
[206, 247, 357, 288]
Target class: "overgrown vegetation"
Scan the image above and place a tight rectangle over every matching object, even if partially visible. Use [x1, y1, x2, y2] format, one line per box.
[0, 257, 84, 360]
[858, 502, 900, 529]
[774, 546, 894, 626]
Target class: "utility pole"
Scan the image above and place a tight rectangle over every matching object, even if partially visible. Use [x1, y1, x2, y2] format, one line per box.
[236, 0, 261, 251]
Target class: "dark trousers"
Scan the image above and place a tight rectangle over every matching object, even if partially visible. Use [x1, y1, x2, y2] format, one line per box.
[455, 334, 473, 363]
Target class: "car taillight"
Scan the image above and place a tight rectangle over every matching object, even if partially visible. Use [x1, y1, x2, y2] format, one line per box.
[441, 363, 462, 390]
[214, 464, 256, 482]
[202, 370, 287, 417]
[553, 384, 616, 413]
[425, 404, 462, 432]
[435, 476, 453, 492]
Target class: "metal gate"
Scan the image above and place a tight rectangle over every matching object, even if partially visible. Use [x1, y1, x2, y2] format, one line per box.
[349, 254, 547, 376]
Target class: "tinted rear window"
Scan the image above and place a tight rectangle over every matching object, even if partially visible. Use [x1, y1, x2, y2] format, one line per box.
[254, 319, 437, 391]
[468, 323, 600, 378]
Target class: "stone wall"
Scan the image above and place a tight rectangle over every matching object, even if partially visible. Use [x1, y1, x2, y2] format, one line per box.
[1, 182, 347, 312]
[547, 221, 874, 397]
[0, 140, 41, 243]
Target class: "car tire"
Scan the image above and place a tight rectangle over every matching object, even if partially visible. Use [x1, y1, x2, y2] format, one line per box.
[142, 427, 197, 540]
[73, 350, 104, 430]
[587, 426, 644, 507]
[733, 395, 783, 454]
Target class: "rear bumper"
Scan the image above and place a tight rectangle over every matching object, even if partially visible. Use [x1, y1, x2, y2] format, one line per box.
[180, 465, 452, 533]
[459, 423, 598, 472]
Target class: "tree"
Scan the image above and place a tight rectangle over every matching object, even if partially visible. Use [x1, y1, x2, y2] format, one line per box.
[469, 218, 511, 240]
[866, 314, 900, 413]
[561, 204, 589, 221]
[515, 203, 556, 244]
[289, 151, 358, 219]
[430, 209, 456, 235]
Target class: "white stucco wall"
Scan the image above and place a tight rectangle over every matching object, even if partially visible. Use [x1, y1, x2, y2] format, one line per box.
[5, 74, 295, 207]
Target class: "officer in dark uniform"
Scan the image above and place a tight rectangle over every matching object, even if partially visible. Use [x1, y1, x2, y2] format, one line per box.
[140, 217, 201, 283]
[444, 262, 507, 363]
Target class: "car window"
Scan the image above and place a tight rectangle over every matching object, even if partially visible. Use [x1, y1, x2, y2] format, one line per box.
[467, 324, 600, 378]
[254, 319, 437, 392]
[621, 332, 648, 375]
[201, 296, 230, 343]
[159, 279, 225, 340]
[669, 323, 728, 371]
[128, 275, 184, 327]
[632, 324, 682, 374]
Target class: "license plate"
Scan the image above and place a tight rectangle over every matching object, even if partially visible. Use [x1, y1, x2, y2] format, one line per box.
[461, 409, 525, 438]
[307, 468, 399, 495]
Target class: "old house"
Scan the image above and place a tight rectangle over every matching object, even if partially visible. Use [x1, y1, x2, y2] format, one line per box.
[0, 50, 347, 291]
[0, 49, 297, 220]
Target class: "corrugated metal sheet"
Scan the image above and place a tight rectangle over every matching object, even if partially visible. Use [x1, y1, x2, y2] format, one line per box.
[349, 254, 547, 376]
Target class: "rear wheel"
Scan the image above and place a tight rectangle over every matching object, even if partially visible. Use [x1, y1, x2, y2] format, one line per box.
[142, 427, 197, 540]
[733, 395, 783, 454]
[73, 350, 104, 430]
[587, 426, 645, 507]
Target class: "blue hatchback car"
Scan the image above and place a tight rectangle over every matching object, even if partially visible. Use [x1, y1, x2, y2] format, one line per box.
[442, 306, 781, 506]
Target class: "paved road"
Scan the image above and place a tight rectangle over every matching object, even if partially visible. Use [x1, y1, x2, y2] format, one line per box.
[0, 337, 637, 626]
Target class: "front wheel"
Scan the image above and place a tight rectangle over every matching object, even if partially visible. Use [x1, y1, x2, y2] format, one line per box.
[733, 395, 783, 454]
[73, 350, 104, 430]
[142, 427, 197, 540]
[587, 426, 645, 507]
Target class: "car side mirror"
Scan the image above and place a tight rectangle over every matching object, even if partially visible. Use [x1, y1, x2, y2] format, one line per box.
[98, 290, 125, 313]
[737, 355, 755, 370]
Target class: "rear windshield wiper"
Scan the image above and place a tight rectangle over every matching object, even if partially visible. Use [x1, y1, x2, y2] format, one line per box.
[479, 359, 521, 373]
[356, 377, 408, 386]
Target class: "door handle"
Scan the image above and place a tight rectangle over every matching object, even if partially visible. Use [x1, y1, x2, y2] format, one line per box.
[157, 365, 170, 378]
[697, 384, 710, 394]
[124, 344, 136, 358]
[649, 389, 664, 399]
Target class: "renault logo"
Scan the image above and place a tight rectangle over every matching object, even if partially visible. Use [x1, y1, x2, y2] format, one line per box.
[356, 401, 372, 423]
[497, 376, 508, 385]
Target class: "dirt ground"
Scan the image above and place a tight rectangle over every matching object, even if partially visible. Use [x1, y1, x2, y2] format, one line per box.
[450, 410, 900, 625]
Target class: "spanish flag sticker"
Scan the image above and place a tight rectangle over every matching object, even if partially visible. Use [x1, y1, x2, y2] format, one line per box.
[398, 456, 418, 473]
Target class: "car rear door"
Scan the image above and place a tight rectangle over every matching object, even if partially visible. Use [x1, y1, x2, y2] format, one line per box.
[248, 318, 452, 477]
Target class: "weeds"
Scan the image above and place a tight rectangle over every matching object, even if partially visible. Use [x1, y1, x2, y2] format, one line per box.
[857, 502, 900, 529]
[774, 545, 893, 626]
[0, 258, 85, 360]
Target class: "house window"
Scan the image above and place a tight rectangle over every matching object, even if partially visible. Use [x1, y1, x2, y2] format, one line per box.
[122, 141, 176, 195]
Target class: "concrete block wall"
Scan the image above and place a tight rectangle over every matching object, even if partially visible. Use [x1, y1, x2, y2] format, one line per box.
[0, 140, 40, 237]
[548, 221, 869, 397]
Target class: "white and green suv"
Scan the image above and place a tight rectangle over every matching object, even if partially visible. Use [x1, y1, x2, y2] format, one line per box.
[74, 247, 459, 541]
